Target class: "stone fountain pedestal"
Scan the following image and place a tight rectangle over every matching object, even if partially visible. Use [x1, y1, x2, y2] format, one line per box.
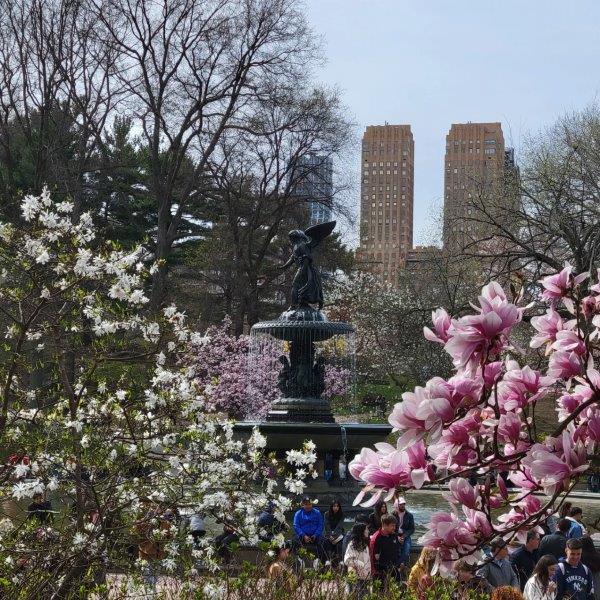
[242, 280, 392, 508]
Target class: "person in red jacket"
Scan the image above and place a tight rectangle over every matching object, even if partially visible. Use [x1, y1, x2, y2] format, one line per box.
[370, 513, 400, 586]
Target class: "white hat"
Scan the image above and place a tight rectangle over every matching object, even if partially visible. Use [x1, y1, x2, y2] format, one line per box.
[396, 496, 406, 505]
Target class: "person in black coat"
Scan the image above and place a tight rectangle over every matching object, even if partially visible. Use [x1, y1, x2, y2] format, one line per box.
[393, 497, 415, 571]
[539, 518, 570, 561]
[367, 500, 387, 535]
[323, 500, 345, 564]
[510, 530, 540, 590]
[27, 493, 54, 525]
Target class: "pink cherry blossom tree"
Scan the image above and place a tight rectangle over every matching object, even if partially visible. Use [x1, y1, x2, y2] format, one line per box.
[350, 268, 599, 571]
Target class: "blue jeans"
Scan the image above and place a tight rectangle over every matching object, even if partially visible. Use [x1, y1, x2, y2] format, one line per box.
[398, 536, 411, 568]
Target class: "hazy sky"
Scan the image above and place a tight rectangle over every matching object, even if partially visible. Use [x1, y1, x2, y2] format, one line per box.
[305, 0, 600, 246]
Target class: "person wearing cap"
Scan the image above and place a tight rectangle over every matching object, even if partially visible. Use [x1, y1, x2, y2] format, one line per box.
[393, 496, 415, 573]
[454, 559, 494, 599]
[292, 497, 326, 562]
[478, 537, 520, 590]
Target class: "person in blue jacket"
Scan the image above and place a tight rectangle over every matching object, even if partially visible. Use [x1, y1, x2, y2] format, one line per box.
[567, 507, 585, 539]
[292, 497, 326, 562]
[553, 538, 595, 600]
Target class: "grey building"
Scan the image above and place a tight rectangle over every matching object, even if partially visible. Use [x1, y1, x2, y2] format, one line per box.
[291, 154, 334, 225]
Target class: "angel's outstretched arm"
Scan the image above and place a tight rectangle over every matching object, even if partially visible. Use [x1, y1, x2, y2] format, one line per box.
[281, 255, 295, 269]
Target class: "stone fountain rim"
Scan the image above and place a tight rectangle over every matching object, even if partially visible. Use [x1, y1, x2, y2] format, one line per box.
[251, 320, 355, 334]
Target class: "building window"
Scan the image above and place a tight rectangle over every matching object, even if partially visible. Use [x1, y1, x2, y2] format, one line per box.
[484, 139, 496, 144]
[485, 148, 496, 155]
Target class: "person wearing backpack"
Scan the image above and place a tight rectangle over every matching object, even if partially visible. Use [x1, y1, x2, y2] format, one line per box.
[553, 538, 595, 600]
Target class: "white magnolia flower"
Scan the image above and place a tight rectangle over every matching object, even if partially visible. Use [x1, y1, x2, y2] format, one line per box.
[21, 195, 40, 221]
[36, 249, 51, 264]
[128, 289, 149, 305]
[13, 463, 30, 479]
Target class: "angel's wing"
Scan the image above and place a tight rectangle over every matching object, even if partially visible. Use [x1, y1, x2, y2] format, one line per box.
[305, 220, 336, 249]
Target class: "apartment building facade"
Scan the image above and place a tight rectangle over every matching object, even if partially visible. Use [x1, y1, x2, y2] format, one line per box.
[356, 124, 414, 283]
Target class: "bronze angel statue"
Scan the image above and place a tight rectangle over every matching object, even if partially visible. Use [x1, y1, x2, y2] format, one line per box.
[281, 221, 336, 309]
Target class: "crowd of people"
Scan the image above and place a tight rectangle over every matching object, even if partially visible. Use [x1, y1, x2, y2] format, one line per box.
[265, 498, 599, 600]
[23, 491, 600, 599]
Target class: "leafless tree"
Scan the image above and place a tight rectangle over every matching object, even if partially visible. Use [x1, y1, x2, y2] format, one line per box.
[189, 83, 354, 332]
[91, 0, 325, 308]
[0, 0, 120, 216]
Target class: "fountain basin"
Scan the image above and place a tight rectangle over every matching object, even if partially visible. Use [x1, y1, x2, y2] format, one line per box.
[234, 421, 392, 508]
[235, 421, 391, 451]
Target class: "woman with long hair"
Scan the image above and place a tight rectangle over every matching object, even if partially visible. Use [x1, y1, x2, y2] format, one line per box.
[367, 500, 387, 535]
[580, 536, 600, 600]
[523, 554, 558, 600]
[408, 546, 437, 598]
[343, 522, 371, 599]
[324, 499, 345, 564]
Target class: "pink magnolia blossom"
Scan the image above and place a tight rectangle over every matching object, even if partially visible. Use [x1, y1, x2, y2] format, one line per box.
[522, 432, 588, 495]
[483, 361, 504, 388]
[444, 284, 521, 372]
[352, 271, 600, 570]
[551, 330, 586, 355]
[349, 440, 431, 491]
[581, 296, 599, 318]
[443, 478, 479, 509]
[530, 307, 566, 350]
[497, 365, 549, 412]
[463, 507, 493, 538]
[547, 350, 583, 381]
[418, 511, 480, 570]
[557, 385, 593, 422]
[497, 412, 523, 445]
[424, 308, 452, 344]
[540, 265, 587, 301]
[348, 447, 379, 481]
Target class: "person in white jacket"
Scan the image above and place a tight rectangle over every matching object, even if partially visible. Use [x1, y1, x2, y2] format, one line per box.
[524, 554, 558, 600]
[344, 522, 371, 599]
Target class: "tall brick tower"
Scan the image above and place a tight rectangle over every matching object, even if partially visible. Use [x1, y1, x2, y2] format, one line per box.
[356, 124, 414, 284]
[442, 122, 506, 251]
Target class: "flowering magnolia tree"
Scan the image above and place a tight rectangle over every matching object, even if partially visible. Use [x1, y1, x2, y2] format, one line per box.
[0, 191, 316, 598]
[350, 269, 599, 571]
